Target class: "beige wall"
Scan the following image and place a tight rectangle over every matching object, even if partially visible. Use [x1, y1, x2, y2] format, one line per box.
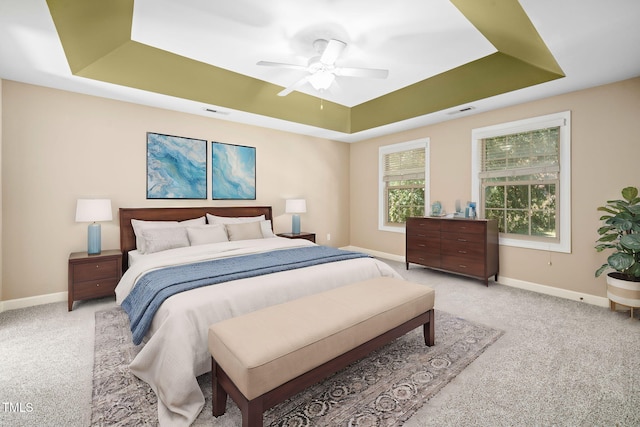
[350, 77, 640, 298]
[0, 79, 3, 301]
[1, 81, 350, 301]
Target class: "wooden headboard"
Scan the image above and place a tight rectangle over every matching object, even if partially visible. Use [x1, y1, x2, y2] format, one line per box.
[119, 206, 273, 271]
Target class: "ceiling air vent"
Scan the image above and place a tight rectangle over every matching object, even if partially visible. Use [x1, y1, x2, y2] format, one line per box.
[446, 106, 475, 115]
[203, 107, 229, 115]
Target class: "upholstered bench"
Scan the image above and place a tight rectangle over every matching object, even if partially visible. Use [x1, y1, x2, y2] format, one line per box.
[208, 276, 435, 427]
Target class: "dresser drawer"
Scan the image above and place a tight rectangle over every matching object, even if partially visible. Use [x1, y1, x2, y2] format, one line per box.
[440, 240, 484, 259]
[441, 220, 485, 234]
[441, 255, 485, 276]
[73, 278, 119, 300]
[407, 232, 439, 248]
[407, 251, 440, 268]
[406, 217, 440, 232]
[440, 230, 486, 244]
[72, 259, 119, 282]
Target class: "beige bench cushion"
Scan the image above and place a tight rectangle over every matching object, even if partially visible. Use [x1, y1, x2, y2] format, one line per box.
[208, 277, 435, 400]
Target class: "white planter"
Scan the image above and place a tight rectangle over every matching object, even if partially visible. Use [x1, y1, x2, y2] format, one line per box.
[606, 272, 640, 318]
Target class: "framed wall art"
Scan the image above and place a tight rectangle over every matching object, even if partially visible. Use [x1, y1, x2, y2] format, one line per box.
[146, 132, 207, 199]
[211, 142, 256, 200]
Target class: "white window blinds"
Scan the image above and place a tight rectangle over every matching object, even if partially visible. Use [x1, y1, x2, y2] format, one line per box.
[383, 147, 425, 182]
[480, 127, 560, 179]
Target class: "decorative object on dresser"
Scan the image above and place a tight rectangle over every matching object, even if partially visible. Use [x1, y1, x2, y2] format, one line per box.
[406, 217, 499, 286]
[285, 198, 307, 234]
[277, 232, 316, 243]
[75, 198, 113, 255]
[68, 249, 122, 311]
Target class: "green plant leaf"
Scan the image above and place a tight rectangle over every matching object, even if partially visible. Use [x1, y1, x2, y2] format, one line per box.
[597, 234, 618, 243]
[608, 216, 633, 231]
[608, 252, 635, 272]
[628, 263, 640, 278]
[597, 226, 614, 235]
[620, 234, 640, 251]
[595, 264, 609, 277]
[628, 205, 640, 215]
[597, 207, 618, 214]
[621, 186, 638, 201]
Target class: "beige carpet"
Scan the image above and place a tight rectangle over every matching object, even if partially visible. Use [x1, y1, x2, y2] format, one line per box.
[91, 307, 502, 426]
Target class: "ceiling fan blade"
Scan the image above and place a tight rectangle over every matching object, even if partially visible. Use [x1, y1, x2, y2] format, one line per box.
[335, 67, 389, 79]
[277, 76, 309, 97]
[320, 39, 346, 65]
[257, 60, 307, 71]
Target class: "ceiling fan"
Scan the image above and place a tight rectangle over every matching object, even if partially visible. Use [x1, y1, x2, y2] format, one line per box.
[257, 39, 389, 97]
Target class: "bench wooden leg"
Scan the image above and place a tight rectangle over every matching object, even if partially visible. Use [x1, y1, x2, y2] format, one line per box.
[242, 398, 264, 427]
[423, 309, 435, 346]
[211, 358, 228, 417]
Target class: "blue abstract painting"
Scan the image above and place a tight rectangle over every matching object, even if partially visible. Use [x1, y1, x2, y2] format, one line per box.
[211, 142, 256, 200]
[146, 132, 207, 199]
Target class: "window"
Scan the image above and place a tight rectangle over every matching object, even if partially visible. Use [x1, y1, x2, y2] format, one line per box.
[471, 111, 571, 252]
[379, 139, 429, 232]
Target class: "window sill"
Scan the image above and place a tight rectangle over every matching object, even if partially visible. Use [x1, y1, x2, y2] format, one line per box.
[499, 235, 570, 253]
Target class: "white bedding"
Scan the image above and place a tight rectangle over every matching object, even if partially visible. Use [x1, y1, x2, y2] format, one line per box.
[115, 237, 401, 426]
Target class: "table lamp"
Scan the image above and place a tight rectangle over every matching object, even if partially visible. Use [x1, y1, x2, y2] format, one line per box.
[285, 199, 306, 235]
[75, 199, 112, 255]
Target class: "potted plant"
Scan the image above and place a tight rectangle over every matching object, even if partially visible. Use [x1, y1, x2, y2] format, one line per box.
[595, 186, 640, 315]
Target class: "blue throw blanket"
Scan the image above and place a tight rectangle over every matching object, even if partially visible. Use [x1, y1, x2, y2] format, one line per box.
[122, 246, 371, 344]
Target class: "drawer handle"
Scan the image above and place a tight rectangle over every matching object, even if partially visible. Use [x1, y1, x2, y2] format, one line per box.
[417, 234, 426, 237]
[418, 258, 425, 261]
[418, 244, 426, 247]
[96, 265, 100, 268]
[459, 265, 467, 269]
[458, 250, 467, 254]
[96, 283, 100, 287]
[457, 238, 467, 242]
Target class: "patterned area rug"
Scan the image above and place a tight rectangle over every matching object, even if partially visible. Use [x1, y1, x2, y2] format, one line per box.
[92, 307, 502, 426]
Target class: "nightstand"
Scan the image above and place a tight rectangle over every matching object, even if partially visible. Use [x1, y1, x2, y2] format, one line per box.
[68, 250, 122, 311]
[277, 232, 316, 243]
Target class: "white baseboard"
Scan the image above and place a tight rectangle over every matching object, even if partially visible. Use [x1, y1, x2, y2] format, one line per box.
[0, 291, 67, 313]
[345, 246, 610, 308]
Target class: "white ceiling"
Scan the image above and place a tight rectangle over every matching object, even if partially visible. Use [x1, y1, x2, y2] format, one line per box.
[1, 0, 639, 142]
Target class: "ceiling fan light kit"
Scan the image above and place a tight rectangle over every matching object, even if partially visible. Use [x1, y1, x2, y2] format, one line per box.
[257, 38, 389, 97]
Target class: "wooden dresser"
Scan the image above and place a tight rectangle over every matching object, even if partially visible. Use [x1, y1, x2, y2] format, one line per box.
[406, 217, 499, 286]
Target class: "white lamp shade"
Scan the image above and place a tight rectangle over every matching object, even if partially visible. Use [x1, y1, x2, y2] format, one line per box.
[285, 199, 307, 214]
[75, 199, 113, 222]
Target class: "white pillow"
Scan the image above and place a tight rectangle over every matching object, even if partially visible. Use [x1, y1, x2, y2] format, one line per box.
[131, 216, 205, 252]
[206, 213, 265, 225]
[225, 221, 263, 241]
[260, 220, 276, 238]
[140, 227, 190, 254]
[128, 249, 143, 267]
[187, 224, 229, 246]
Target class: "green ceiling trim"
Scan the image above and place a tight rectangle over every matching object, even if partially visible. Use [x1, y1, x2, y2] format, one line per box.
[47, 0, 564, 136]
[451, 0, 564, 76]
[46, 0, 133, 74]
[350, 52, 562, 132]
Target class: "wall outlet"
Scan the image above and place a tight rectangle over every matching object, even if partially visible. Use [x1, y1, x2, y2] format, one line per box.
[326, 233, 331, 241]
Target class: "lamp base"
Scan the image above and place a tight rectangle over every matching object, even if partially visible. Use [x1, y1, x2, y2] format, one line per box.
[291, 214, 301, 235]
[88, 223, 102, 255]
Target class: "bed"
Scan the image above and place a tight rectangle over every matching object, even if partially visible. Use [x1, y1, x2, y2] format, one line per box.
[116, 206, 402, 426]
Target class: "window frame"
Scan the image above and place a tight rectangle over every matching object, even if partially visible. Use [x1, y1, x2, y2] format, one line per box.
[471, 111, 571, 253]
[378, 138, 430, 233]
